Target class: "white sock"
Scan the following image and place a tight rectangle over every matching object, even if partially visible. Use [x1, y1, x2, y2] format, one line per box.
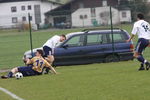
[144, 60, 147, 64]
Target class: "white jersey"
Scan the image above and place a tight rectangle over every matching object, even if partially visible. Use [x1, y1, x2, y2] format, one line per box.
[131, 20, 150, 39]
[43, 35, 60, 48]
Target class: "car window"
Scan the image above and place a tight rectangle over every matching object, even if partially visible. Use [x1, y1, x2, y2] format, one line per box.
[109, 33, 125, 43]
[65, 35, 84, 47]
[86, 34, 107, 46]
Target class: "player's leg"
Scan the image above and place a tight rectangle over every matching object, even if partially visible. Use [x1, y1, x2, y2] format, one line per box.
[43, 46, 54, 64]
[17, 66, 41, 76]
[1, 66, 41, 79]
[1, 67, 19, 79]
[134, 52, 145, 70]
[46, 55, 54, 64]
[134, 38, 149, 70]
[7, 67, 19, 78]
[43, 46, 54, 74]
[43, 55, 54, 74]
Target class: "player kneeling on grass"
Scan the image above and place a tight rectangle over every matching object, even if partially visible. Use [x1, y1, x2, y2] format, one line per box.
[1, 49, 57, 79]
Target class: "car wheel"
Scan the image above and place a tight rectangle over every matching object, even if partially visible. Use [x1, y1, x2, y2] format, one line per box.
[105, 54, 120, 63]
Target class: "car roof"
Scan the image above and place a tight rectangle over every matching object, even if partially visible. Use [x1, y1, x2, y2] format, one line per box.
[87, 29, 123, 34]
[66, 32, 84, 38]
[66, 29, 125, 38]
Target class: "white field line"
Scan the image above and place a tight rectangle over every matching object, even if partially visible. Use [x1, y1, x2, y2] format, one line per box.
[0, 87, 25, 100]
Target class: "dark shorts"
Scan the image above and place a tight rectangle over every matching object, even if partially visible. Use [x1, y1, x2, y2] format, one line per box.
[43, 46, 53, 57]
[135, 38, 149, 54]
[18, 66, 41, 76]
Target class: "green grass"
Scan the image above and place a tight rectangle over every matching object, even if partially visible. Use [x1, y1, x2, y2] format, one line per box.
[0, 24, 150, 100]
[1, 62, 150, 100]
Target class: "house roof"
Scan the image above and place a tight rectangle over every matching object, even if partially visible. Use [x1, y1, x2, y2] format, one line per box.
[47, 0, 71, 4]
[45, 0, 75, 16]
[0, 0, 62, 5]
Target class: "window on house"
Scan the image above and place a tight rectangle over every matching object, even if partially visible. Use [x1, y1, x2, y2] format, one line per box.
[84, 15, 87, 19]
[80, 15, 83, 19]
[12, 17, 18, 23]
[91, 8, 96, 17]
[28, 5, 32, 10]
[80, 15, 88, 19]
[100, 12, 109, 18]
[11, 6, 17, 12]
[21, 6, 25, 11]
[122, 12, 127, 18]
[102, 0, 107, 6]
[22, 16, 26, 21]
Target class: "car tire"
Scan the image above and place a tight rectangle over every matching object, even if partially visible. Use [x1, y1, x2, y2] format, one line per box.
[105, 54, 120, 63]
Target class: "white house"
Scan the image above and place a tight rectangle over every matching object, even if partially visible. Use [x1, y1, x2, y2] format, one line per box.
[45, 0, 132, 28]
[0, 0, 61, 29]
[72, 6, 131, 27]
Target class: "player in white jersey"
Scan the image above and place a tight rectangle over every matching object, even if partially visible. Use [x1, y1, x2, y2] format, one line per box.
[127, 13, 150, 70]
[43, 34, 66, 64]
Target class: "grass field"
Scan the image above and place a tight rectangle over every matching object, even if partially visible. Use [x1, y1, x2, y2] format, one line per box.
[0, 25, 150, 100]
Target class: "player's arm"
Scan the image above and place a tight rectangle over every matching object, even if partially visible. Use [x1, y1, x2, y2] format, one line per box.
[26, 58, 32, 65]
[126, 24, 137, 42]
[45, 61, 57, 74]
[49, 65, 57, 74]
[126, 34, 135, 42]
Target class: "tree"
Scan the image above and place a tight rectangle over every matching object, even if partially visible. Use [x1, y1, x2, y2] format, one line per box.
[130, 0, 150, 21]
[120, 0, 150, 21]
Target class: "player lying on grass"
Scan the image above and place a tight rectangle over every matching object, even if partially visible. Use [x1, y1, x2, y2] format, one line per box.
[1, 49, 57, 79]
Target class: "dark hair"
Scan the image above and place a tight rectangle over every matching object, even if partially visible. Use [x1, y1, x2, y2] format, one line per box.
[37, 49, 44, 56]
[137, 13, 144, 19]
[61, 34, 66, 40]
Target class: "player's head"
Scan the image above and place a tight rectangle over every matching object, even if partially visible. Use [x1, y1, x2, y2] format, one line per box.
[36, 49, 44, 57]
[60, 34, 66, 42]
[137, 13, 144, 20]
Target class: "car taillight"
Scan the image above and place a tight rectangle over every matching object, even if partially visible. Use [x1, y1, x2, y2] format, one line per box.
[130, 44, 134, 52]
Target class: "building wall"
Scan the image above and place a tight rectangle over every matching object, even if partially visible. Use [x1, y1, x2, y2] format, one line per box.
[0, 1, 59, 28]
[71, 6, 131, 27]
[72, 8, 91, 27]
[95, 7, 120, 25]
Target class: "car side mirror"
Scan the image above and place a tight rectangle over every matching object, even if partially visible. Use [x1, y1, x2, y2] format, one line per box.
[62, 44, 69, 49]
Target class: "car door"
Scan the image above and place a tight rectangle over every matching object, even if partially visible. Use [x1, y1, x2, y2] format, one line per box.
[54, 34, 86, 65]
[82, 33, 113, 63]
[108, 32, 130, 52]
[107, 32, 133, 60]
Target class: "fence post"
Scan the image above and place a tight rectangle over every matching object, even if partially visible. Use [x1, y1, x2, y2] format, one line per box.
[28, 13, 33, 58]
[110, 6, 115, 55]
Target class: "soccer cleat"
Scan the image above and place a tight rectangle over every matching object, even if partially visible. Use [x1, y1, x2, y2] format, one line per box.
[145, 62, 150, 70]
[1, 75, 9, 79]
[42, 67, 50, 74]
[138, 64, 145, 71]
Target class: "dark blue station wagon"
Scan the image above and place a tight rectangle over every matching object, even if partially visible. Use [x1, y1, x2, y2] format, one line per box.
[23, 29, 134, 66]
